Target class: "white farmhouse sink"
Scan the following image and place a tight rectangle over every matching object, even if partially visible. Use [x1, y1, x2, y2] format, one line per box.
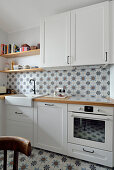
[5, 94, 44, 107]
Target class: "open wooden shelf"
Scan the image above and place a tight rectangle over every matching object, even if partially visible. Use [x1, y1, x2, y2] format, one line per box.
[0, 49, 40, 58]
[0, 68, 44, 73]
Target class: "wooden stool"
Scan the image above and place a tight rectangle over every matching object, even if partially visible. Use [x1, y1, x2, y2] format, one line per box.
[0, 136, 31, 170]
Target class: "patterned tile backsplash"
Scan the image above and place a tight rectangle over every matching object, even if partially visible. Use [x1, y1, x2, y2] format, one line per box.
[7, 65, 110, 97]
[0, 73, 7, 87]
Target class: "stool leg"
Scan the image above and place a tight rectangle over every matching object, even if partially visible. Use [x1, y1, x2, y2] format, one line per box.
[4, 150, 7, 170]
[13, 151, 18, 170]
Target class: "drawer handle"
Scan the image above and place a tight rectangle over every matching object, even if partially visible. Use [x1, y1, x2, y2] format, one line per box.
[83, 148, 94, 154]
[45, 104, 54, 106]
[15, 112, 23, 115]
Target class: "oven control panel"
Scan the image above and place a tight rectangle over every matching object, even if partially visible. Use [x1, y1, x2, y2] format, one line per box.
[68, 104, 113, 116]
[84, 106, 93, 112]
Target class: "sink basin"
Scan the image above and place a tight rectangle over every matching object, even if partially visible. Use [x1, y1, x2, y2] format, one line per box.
[5, 94, 45, 107]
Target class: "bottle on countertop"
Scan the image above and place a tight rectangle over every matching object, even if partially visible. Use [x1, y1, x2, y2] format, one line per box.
[11, 61, 15, 70]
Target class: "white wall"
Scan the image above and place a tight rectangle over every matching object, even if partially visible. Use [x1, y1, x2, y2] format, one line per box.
[8, 26, 40, 47]
[0, 28, 8, 86]
[7, 26, 42, 67]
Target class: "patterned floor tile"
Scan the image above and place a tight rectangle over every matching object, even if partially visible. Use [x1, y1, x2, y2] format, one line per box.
[62, 162, 80, 170]
[49, 158, 64, 169]
[0, 148, 113, 170]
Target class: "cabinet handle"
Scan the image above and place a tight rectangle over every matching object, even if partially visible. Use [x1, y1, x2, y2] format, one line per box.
[83, 148, 94, 154]
[15, 112, 23, 114]
[105, 52, 108, 62]
[67, 56, 70, 64]
[45, 104, 54, 106]
[70, 111, 77, 113]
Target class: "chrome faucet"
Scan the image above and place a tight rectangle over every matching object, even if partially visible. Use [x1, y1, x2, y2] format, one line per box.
[29, 79, 36, 94]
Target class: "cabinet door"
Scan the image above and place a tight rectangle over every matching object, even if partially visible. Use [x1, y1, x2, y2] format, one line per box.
[110, 1, 114, 64]
[71, 1, 109, 66]
[34, 102, 67, 154]
[7, 121, 33, 145]
[6, 105, 34, 145]
[0, 100, 6, 136]
[40, 12, 70, 67]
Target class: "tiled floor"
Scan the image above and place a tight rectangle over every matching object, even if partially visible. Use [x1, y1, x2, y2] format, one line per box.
[0, 148, 112, 170]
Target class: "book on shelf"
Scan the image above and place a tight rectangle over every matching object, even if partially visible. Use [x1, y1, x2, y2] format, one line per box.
[11, 44, 14, 53]
[4, 45, 7, 54]
[1, 44, 4, 55]
[13, 44, 19, 52]
[7, 45, 8, 54]
[0, 43, 38, 55]
[0, 44, 20, 55]
[20, 47, 29, 52]
[8, 44, 11, 53]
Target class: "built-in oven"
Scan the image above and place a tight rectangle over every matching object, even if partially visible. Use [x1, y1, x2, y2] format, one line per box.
[68, 105, 113, 151]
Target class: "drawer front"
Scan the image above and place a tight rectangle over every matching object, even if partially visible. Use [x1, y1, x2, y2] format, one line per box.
[68, 143, 113, 167]
[38, 102, 59, 108]
[68, 104, 114, 115]
[6, 105, 33, 123]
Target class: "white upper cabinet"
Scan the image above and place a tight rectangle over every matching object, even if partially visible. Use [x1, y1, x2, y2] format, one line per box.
[110, 1, 114, 64]
[40, 1, 109, 67]
[71, 1, 109, 66]
[40, 12, 70, 67]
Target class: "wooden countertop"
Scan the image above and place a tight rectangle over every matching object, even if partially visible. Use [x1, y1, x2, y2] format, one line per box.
[1, 94, 114, 107]
[33, 96, 114, 107]
[0, 94, 14, 100]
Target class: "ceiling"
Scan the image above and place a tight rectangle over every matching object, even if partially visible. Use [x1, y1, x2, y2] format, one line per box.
[0, 0, 106, 34]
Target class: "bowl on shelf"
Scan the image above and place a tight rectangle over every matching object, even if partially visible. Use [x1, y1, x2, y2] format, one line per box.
[23, 65, 30, 69]
[13, 65, 23, 70]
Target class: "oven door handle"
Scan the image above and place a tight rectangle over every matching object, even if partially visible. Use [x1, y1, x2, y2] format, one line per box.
[71, 114, 112, 121]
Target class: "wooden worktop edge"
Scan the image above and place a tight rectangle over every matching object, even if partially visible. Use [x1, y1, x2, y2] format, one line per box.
[33, 98, 114, 107]
[0, 94, 14, 100]
[1, 94, 114, 107]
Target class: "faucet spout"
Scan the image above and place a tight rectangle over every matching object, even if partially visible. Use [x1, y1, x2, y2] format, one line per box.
[29, 79, 36, 94]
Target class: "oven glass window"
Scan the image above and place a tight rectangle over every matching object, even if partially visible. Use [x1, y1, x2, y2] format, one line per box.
[74, 118, 105, 143]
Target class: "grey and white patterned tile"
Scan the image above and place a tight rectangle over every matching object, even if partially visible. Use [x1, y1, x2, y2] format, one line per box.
[0, 148, 113, 170]
[7, 65, 110, 98]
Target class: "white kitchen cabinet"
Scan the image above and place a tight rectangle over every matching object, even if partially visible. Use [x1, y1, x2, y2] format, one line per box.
[34, 102, 67, 154]
[71, 1, 109, 66]
[40, 2, 109, 67]
[110, 1, 114, 64]
[40, 12, 70, 67]
[68, 143, 113, 167]
[6, 105, 34, 145]
[0, 100, 6, 136]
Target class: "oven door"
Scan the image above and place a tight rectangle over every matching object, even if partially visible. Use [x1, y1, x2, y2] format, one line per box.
[68, 112, 113, 151]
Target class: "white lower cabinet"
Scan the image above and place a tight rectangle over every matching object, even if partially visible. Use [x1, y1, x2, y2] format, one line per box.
[6, 105, 34, 145]
[68, 143, 113, 167]
[5, 102, 114, 167]
[34, 102, 67, 155]
[0, 100, 6, 136]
